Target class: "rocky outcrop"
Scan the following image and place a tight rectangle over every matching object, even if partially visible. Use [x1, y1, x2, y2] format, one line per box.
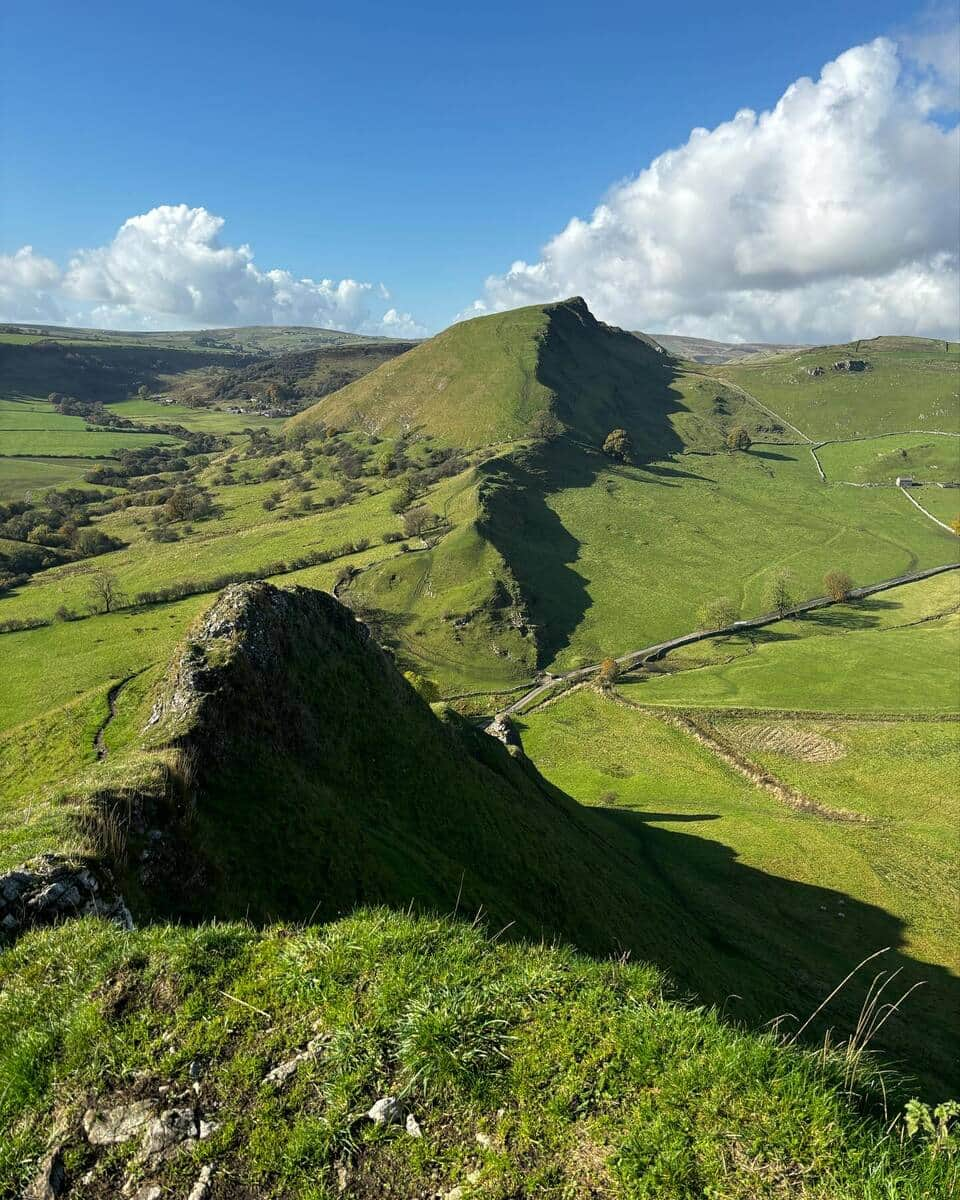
[832, 358, 868, 372]
[0, 855, 131, 941]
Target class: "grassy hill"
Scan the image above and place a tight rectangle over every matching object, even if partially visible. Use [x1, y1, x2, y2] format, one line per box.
[3, 582, 957, 1197]
[290, 297, 678, 449]
[6, 914, 956, 1200]
[710, 336, 960, 440]
[643, 332, 806, 363]
[2, 301, 959, 1195]
[0, 322, 403, 353]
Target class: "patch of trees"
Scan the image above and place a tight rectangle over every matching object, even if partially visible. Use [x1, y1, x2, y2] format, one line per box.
[0, 487, 122, 583]
[726, 427, 752, 451]
[602, 429, 633, 463]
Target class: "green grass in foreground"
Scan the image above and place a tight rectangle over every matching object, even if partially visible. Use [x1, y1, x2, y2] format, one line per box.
[618, 574, 960, 713]
[816, 434, 960, 485]
[2, 911, 955, 1199]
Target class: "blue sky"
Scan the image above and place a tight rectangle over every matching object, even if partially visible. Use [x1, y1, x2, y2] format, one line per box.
[2, 0, 958, 339]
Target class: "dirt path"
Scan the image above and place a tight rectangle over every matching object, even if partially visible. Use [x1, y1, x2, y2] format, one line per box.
[499, 561, 960, 717]
[93, 674, 138, 761]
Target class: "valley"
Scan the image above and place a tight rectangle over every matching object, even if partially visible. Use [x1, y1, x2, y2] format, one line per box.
[1, 303, 958, 1197]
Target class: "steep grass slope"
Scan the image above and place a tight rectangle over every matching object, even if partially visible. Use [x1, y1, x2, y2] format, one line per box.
[289, 297, 675, 449]
[4, 911, 955, 1200]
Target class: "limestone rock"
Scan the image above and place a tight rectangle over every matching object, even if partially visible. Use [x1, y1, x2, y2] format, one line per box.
[83, 1100, 157, 1145]
[367, 1096, 403, 1125]
[21, 1148, 66, 1199]
[186, 1164, 214, 1200]
[1, 855, 132, 943]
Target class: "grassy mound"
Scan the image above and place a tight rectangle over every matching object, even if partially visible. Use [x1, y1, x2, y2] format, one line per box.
[288, 297, 676, 450]
[3, 910, 956, 1199]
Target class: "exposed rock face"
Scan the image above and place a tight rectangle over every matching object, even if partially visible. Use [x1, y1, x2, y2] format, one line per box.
[832, 358, 868, 372]
[145, 581, 376, 762]
[21, 1148, 66, 1199]
[806, 366, 825, 377]
[0, 855, 132, 941]
[485, 715, 522, 751]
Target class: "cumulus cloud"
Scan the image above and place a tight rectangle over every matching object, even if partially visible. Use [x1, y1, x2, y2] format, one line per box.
[470, 37, 960, 342]
[1, 205, 426, 337]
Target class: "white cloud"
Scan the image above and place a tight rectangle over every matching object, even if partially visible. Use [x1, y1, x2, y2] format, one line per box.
[0, 247, 64, 323]
[470, 37, 960, 343]
[1, 205, 426, 337]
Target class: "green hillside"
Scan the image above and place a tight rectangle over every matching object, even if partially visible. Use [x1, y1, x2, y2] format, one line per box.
[290, 297, 678, 450]
[2, 301, 959, 1195]
[6, 912, 954, 1200]
[3, 582, 957, 1196]
[711, 336, 960, 440]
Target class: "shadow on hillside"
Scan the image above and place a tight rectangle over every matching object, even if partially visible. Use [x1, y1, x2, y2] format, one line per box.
[801, 598, 898, 633]
[576, 800, 960, 1102]
[479, 324, 692, 666]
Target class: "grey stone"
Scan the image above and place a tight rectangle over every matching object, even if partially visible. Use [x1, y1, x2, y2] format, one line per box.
[142, 1105, 196, 1157]
[186, 1164, 214, 1200]
[22, 1148, 66, 1199]
[367, 1096, 403, 1125]
[83, 1100, 157, 1145]
[405, 1112, 422, 1137]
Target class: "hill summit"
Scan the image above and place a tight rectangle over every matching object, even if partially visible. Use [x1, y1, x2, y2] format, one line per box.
[289, 297, 672, 449]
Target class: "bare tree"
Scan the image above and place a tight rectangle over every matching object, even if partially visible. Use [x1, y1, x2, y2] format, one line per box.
[597, 657, 620, 689]
[402, 505, 434, 539]
[87, 569, 125, 614]
[823, 570, 855, 602]
[726, 426, 752, 451]
[602, 428, 632, 463]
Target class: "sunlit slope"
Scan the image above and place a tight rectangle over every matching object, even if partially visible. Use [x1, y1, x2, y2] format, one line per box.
[713, 336, 959, 440]
[289, 296, 677, 450]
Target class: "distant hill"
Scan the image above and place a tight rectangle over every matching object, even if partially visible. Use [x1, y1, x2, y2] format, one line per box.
[639, 331, 807, 363]
[290, 297, 672, 448]
[164, 340, 417, 412]
[0, 321, 405, 354]
[711, 334, 960, 439]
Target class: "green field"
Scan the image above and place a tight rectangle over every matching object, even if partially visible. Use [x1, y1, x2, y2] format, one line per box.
[110, 396, 287, 434]
[0, 456, 101, 499]
[714, 337, 960, 441]
[519, 685, 960, 1095]
[908, 484, 960, 527]
[617, 574, 959, 713]
[817, 433, 960, 484]
[0, 429, 178, 457]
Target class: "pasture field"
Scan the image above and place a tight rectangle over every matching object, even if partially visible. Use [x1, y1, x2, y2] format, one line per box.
[0, 429, 178, 457]
[618, 573, 960, 713]
[110, 396, 287, 434]
[0, 455, 99, 499]
[519, 687, 960, 1095]
[908, 484, 960, 527]
[535, 446, 958, 673]
[714, 337, 960, 440]
[816, 433, 960, 484]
